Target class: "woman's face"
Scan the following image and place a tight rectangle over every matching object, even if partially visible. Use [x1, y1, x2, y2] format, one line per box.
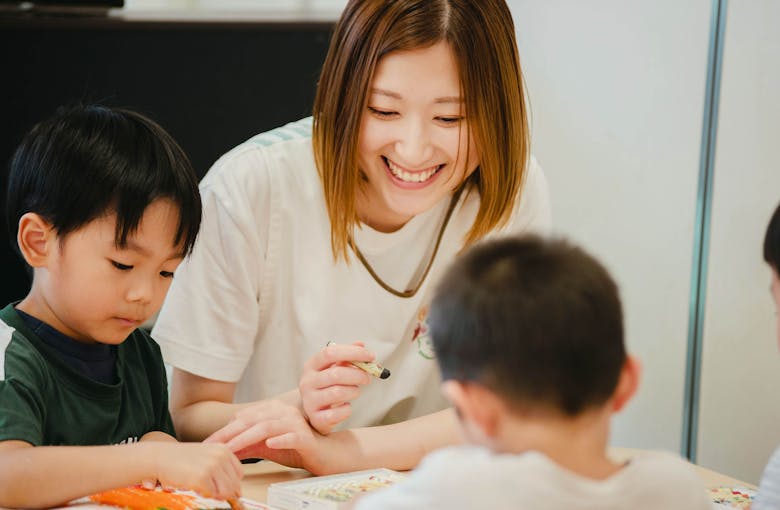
[356, 41, 480, 232]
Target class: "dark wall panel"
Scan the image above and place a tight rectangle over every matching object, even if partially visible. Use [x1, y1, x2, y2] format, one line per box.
[0, 20, 332, 304]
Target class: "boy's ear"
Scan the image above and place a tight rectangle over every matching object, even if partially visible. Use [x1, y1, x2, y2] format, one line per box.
[442, 379, 505, 438]
[17, 212, 55, 268]
[612, 355, 642, 413]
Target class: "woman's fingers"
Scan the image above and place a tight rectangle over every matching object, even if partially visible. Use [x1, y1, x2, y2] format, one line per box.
[218, 403, 309, 453]
[306, 343, 374, 372]
[204, 418, 247, 444]
[302, 381, 362, 434]
[223, 422, 278, 453]
[299, 342, 379, 434]
[265, 431, 301, 450]
[309, 402, 353, 430]
[308, 382, 364, 409]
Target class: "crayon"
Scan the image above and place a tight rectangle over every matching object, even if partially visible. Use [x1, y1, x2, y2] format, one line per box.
[326, 341, 391, 379]
[227, 498, 245, 510]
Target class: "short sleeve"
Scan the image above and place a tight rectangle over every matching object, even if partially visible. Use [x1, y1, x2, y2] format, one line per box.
[754, 446, 780, 510]
[504, 155, 552, 235]
[152, 147, 271, 382]
[0, 339, 47, 445]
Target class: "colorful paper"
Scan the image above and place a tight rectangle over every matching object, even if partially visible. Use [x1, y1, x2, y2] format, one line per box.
[267, 468, 406, 510]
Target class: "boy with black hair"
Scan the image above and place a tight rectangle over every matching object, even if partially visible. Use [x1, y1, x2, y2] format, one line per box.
[355, 235, 711, 509]
[752, 202, 780, 509]
[0, 105, 242, 508]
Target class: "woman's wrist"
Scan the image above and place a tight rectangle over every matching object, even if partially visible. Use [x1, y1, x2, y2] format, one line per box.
[306, 428, 364, 475]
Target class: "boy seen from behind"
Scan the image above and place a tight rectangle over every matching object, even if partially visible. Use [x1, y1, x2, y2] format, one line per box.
[356, 235, 711, 509]
[0, 105, 242, 508]
[751, 202, 780, 509]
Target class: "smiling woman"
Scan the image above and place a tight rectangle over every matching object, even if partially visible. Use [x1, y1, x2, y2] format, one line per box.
[151, 0, 551, 476]
[355, 42, 479, 233]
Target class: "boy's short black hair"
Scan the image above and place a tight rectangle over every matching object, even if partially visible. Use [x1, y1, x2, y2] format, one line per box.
[6, 104, 201, 257]
[764, 203, 780, 272]
[430, 235, 626, 417]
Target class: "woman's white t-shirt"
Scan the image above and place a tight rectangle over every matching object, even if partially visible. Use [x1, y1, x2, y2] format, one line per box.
[153, 118, 551, 429]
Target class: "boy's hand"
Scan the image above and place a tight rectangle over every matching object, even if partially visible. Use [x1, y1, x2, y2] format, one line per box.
[298, 342, 373, 434]
[139, 431, 176, 442]
[153, 442, 243, 500]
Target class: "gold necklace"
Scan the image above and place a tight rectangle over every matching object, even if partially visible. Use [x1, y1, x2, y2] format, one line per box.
[351, 185, 465, 298]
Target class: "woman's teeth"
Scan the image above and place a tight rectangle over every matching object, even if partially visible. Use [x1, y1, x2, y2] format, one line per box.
[387, 159, 441, 183]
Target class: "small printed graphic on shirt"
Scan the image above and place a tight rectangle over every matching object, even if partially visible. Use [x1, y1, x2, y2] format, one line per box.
[411, 305, 435, 360]
[117, 436, 139, 445]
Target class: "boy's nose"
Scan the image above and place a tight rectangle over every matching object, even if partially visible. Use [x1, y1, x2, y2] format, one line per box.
[126, 277, 155, 305]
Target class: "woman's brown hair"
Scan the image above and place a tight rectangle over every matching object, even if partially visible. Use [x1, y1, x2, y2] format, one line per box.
[313, 0, 529, 261]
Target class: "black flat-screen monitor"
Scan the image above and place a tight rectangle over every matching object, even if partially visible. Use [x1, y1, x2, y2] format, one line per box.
[0, 0, 124, 8]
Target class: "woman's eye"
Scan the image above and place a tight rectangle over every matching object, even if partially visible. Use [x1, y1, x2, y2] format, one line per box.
[111, 260, 133, 271]
[368, 107, 397, 118]
[160, 271, 175, 279]
[437, 116, 464, 125]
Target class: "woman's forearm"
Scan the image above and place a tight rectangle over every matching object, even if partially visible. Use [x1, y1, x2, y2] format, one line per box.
[323, 408, 462, 474]
[172, 389, 301, 442]
[172, 400, 253, 441]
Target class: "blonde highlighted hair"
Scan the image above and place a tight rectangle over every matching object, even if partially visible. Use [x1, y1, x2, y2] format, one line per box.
[313, 0, 529, 261]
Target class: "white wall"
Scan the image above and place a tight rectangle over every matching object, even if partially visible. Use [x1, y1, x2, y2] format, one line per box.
[697, 0, 780, 484]
[126, 0, 779, 482]
[509, 0, 711, 452]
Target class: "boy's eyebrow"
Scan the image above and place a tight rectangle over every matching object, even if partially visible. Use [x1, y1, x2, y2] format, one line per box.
[369, 88, 463, 104]
[122, 239, 185, 260]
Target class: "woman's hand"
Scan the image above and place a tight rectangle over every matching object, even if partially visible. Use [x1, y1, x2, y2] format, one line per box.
[299, 342, 374, 434]
[204, 399, 339, 475]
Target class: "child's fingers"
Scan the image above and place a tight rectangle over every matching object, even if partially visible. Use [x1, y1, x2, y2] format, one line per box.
[230, 451, 244, 481]
[215, 463, 242, 500]
[141, 478, 157, 490]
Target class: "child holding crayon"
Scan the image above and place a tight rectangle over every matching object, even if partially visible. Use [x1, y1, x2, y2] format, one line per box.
[0, 105, 242, 508]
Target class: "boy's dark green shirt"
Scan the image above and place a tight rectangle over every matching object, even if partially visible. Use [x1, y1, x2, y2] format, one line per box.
[0, 304, 175, 446]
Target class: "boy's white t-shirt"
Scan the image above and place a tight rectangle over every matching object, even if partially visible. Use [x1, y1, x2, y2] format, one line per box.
[754, 446, 780, 510]
[152, 118, 551, 429]
[354, 446, 713, 510]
